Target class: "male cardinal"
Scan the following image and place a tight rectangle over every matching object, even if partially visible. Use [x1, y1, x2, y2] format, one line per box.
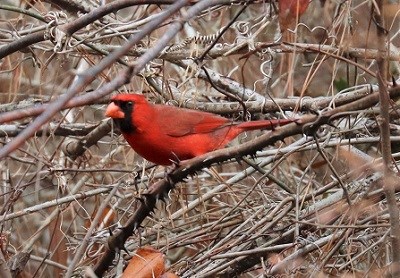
[105, 94, 294, 165]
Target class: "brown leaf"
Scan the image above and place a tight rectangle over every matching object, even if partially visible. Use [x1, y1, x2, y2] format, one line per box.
[337, 146, 377, 177]
[160, 272, 180, 278]
[122, 247, 165, 278]
[267, 253, 283, 266]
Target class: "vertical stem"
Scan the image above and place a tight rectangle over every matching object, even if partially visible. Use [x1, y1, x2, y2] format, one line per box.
[375, 0, 400, 273]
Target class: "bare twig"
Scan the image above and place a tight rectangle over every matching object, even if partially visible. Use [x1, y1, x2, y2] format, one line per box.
[64, 183, 119, 277]
[374, 0, 400, 273]
[62, 119, 112, 159]
[0, 187, 113, 222]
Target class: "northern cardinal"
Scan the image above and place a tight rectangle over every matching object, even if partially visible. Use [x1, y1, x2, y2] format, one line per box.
[105, 94, 295, 165]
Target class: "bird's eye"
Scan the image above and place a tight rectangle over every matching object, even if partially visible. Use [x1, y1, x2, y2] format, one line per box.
[127, 101, 133, 107]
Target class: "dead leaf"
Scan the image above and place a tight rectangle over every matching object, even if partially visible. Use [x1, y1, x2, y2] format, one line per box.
[337, 146, 378, 177]
[161, 272, 180, 278]
[122, 247, 165, 278]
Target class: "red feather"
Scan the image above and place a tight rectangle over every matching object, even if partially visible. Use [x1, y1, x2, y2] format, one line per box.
[106, 94, 295, 165]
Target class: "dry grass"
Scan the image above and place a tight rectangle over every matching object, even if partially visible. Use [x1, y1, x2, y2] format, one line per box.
[1, 0, 400, 277]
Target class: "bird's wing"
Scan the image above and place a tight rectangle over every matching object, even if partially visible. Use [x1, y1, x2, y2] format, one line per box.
[155, 105, 231, 137]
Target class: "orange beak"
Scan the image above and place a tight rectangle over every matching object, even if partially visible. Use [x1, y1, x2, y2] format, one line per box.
[105, 102, 125, 119]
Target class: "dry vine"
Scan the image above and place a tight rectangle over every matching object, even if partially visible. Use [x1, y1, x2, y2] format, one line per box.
[1, 0, 400, 277]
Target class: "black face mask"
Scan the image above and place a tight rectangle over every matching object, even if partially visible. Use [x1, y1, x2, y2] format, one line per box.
[112, 100, 136, 133]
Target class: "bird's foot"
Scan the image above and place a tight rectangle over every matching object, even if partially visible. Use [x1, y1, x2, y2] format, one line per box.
[168, 152, 181, 170]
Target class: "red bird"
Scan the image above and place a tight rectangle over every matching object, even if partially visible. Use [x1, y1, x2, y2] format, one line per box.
[105, 94, 294, 165]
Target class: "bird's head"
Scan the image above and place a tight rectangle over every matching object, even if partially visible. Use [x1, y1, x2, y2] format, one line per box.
[105, 94, 147, 133]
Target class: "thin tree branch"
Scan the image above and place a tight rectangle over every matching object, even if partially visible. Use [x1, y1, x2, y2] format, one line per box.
[64, 183, 119, 277]
[374, 0, 400, 273]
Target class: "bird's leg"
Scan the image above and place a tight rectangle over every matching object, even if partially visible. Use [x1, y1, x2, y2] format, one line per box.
[168, 152, 181, 169]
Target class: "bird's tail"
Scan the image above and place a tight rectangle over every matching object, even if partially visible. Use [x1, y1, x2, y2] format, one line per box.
[237, 118, 296, 131]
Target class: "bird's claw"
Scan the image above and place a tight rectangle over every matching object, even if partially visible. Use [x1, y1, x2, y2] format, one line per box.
[168, 152, 182, 169]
